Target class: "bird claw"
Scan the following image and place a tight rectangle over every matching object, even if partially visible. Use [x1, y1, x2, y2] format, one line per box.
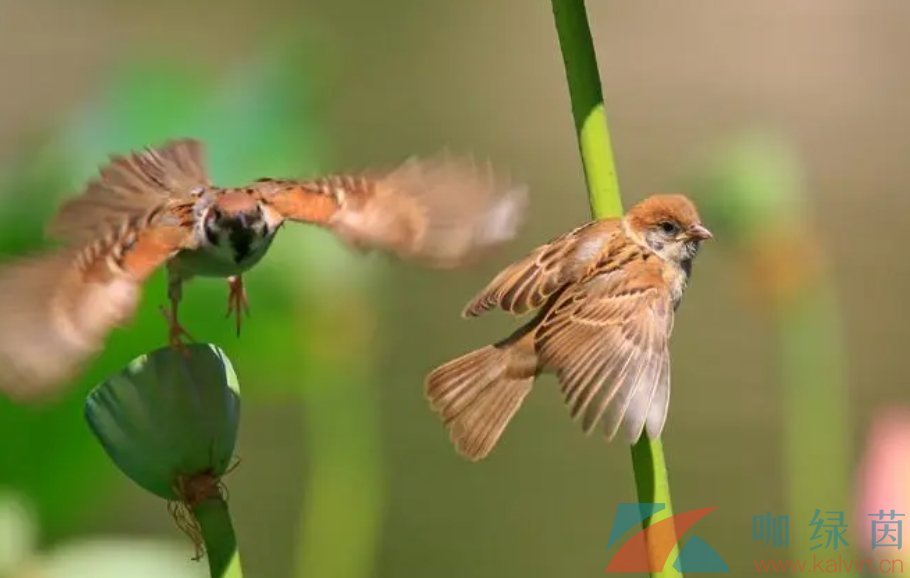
[226, 277, 249, 336]
[159, 305, 194, 354]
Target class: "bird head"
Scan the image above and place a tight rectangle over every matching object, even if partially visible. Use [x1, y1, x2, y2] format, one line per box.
[203, 191, 271, 261]
[623, 194, 713, 264]
[206, 191, 265, 229]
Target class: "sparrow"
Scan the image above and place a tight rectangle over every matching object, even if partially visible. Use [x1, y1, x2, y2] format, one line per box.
[0, 138, 526, 400]
[425, 194, 712, 461]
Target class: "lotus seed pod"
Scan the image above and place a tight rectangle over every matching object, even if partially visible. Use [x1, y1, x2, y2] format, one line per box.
[85, 344, 240, 500]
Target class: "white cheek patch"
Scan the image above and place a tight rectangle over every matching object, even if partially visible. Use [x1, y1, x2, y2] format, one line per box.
[260, 204, 285, 232]
[644, 231, 665, 254]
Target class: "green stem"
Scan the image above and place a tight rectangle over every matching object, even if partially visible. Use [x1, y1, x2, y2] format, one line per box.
[293, 292, 384, 578]
[631, 438, 682, 577]
[551, 0, 622, 218]
[777, 283, 851, 561]
[550, 1, 681, 576]
[194, 497, 243, 578]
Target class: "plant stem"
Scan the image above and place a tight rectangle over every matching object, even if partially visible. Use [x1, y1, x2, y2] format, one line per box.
[293, 291, 384, 578]
[194, 497, 243, 578]
[550, 1, 682, 576]
[630, 438, 682, 577]
[551, 0, 622, 218]
[777, 283, 851, 561]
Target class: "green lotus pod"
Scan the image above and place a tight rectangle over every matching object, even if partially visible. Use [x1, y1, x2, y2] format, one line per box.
[84, 344, 240, 501]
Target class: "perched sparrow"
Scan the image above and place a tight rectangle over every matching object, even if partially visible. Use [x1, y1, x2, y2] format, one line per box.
[425, 194, 712, 461]
[0, 139, 525, 400]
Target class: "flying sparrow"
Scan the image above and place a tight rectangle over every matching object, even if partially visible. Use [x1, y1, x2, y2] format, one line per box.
[425, 194, 712, 461]
[0, 139, 525, 400]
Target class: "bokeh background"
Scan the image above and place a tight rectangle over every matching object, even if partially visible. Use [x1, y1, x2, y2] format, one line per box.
[1, 1, 909, 577]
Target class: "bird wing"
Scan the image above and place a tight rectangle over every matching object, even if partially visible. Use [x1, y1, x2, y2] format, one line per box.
[257, 154, 527, 268]
[462, 220, 621, 318]
[535, 256, 674, 442]
[47, 138, 209, 244]
[0, 210, 196, 401]
[0, 139, 206, 401]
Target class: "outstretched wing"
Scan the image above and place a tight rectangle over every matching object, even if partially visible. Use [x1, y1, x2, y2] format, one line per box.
[462, 220, 620, 318]
[48, 138, 209, 243]
[0, 139, 206, 401]
[535, 260, 674, 442]
[258, 154, 527, 268]
[0, 214, 195, 401]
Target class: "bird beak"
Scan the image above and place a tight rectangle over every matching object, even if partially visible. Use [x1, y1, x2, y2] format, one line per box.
[687, 223, 713, 240]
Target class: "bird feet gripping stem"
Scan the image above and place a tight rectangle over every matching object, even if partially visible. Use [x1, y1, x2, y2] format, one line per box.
[159, 304, 194, 352]
[226, 276, 250, 336]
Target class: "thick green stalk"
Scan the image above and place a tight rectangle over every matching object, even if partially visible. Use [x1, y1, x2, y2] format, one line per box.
[777, 284, 851, 561]
[630, 437, 681, 577]
[194, 497, 243, 578]
[550, 1, 681, 576]
[293, 290, 384, 578]
[551, 0, 622, 218]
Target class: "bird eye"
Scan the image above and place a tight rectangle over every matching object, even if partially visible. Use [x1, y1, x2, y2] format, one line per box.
[658, 221, 679, 235]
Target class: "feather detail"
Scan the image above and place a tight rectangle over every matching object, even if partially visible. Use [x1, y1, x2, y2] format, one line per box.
[48, 139, 209, 244]
[254, 177, 342, 226]
[261, 154, 527, 268]
[0, 208, 194, 401]
[424, 193, 709, 458]
[535, 262, 673, 440]
[462, 220, 617, 317]
[0, 250, 138, 401]
[425, 332, 537, 461]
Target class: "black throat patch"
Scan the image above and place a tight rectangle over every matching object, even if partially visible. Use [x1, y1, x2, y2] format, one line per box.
[680, 256, 693, 278]
[228, 223, 255, 263]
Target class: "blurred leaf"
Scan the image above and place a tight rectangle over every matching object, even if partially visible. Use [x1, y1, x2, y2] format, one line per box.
[0, 144, 119, 539]
[686, 131, 805, 246]
[0, 492, 37, 575]
[37, 539, 206, 578]
[0, 142, 70, 252]
[63, 62, 213, 170]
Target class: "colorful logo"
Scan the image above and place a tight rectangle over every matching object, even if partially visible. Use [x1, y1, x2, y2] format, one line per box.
[606, 503, 728, 573]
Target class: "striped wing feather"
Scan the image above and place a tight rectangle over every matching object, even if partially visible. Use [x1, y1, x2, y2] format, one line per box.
[0, 139, 203, 400]
[48, 139, 209, 243]
[0, 217, 194, 400]
[535, 262, 673, 442]
[462, 220, 619, 318]
[264, 154, 527, 268]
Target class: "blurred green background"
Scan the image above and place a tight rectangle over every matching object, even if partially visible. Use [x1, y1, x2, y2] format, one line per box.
[1, 1, 909, 577]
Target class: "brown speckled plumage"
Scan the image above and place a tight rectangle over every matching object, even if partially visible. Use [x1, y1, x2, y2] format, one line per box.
[425, 195, 712, 461]
[0, 139, 526, 400]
